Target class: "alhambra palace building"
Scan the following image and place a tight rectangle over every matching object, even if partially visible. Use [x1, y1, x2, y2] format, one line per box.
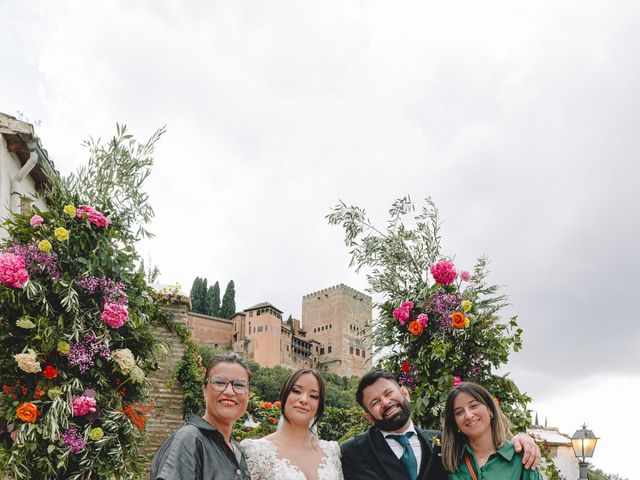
[187, 284, 373, 377]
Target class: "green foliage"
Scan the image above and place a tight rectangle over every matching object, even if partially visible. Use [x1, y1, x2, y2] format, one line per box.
[220, 280, 236, 319]
[189, 277, 208, 314]
[327, 196, 532, 432]
[317, 406, 368, 443]
[0, 124, 166, 479]
[62, 123, 166, 243]
[539, 442, 567, 480]
[205, 281, 221, 317]
[250, 365, 293, 403]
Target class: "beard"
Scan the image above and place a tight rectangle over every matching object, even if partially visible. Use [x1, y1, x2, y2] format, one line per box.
[370, 397, 411, 431]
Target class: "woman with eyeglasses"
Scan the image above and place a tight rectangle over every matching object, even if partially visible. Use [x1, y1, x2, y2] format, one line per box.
[441, 382, 542, 480]
[240, 368, 344, 479]
[151, 352, 253, 480]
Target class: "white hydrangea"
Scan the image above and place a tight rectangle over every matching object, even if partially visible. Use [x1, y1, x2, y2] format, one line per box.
[129, 365, 145, 383]
[14, 349, 41, 373]
[112, 348, 136, 372]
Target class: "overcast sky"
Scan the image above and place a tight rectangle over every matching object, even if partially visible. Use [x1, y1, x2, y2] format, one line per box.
[1, 1, 638, 476]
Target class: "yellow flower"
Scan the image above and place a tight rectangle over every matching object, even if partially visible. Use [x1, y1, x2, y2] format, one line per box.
[463, 316, 470, 328]
[89, 427, 104, 441]
[54, 227, 69, 241]
[47, 388, 62, 399]
[57, 341, 70, 354]
[37, 239, 52, 252]
[63, 205, 76, 217]
[461, 300, 472, 312]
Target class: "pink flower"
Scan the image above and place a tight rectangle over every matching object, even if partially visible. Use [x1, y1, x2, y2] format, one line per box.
[72, 395, 97, 416]
[392, 301, 414, 326]
[430, 260, 457, 285]
[460, 271, 471, 282]
[29, 215, 44, 227]
[453, 376, 462, 388]
[0, 253, 29, 288]
[101, 303, 128, 329]
[417, 313, 428, 327]
[76, 205, 111, 228]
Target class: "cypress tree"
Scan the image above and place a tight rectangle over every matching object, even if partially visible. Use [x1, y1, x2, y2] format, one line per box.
[198, 278, 208, 313]
[189, 276, 202, 312]
[220, 280, 236, 319]
[208, 281, 221, 317]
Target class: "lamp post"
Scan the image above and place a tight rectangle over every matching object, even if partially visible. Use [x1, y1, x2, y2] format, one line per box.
[571, 424, 599, 480]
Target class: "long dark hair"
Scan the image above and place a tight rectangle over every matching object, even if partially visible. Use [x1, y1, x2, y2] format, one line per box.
[441, 382, 512, 472]
[279, 368, 325, 428]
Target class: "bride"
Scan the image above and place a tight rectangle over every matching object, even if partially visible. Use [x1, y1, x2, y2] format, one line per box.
[240, 368, 344, 480]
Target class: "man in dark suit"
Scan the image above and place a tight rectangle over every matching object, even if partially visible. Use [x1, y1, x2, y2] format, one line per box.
[341, 370, 540, 480]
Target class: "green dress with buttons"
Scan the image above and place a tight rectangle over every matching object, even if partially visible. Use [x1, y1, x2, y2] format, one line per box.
[448, 441, 543, 480]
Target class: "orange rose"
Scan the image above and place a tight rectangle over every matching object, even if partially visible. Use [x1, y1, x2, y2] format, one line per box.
[451, 311, 466, 329]
[408, 320, 424, 335]
[16, 402, 39, 423]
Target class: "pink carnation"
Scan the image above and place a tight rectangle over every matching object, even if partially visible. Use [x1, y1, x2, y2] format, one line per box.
[29, 215, 44, 227]
[392, 301, 414, 326]
[417, 313, 428, 327]
[72, 395, 97, 416]
[76, 205, 111, 228]
[453, 376, 462, 388]
[460, 270, 471, 282]
[101, 303, 128, 329]
[430, 260, 457, 285]
[0, 253, 29, 288]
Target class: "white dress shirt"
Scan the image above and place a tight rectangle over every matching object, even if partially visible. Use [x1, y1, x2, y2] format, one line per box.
[381, 420, 422, 471]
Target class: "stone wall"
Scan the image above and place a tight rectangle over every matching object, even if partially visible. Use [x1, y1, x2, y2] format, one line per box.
[143, 298, 191, 467]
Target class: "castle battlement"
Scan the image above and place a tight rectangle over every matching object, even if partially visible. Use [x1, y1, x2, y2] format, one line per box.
[303, 283, 372, 302]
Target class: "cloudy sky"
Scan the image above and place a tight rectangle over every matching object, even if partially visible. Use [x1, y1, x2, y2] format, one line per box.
[2, 0, 638, 476]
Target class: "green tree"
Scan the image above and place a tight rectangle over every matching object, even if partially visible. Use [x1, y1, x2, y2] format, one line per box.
[199, 278, 208, 313]
[205, 281, 221, 317]
[327, 196, 531, 431]
[250, 365, 292, 402]
[189, 276, 203, 312]
[220, 280, 236, 319]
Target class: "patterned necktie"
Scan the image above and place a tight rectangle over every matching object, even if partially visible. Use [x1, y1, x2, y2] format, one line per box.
[387, 432, 418, 480]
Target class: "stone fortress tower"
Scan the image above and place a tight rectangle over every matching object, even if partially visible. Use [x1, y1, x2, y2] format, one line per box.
[302, 284, 372, 377]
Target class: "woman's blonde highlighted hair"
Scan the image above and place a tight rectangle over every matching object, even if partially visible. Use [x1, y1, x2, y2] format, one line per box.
[441, 382, 512, 472]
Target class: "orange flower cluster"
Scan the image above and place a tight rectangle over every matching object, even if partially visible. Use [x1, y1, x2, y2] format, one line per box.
[408, 320, 424, 335]
[451, 311, 466, 329]
[122, 402, 154, 431]
[16, 402, 39, 423]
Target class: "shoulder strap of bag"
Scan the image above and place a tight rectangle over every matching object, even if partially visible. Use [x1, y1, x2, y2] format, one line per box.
[465, 456, 478, 480]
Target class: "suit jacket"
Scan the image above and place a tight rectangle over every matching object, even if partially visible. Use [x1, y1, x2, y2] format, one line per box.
[341, 426, 447, 480]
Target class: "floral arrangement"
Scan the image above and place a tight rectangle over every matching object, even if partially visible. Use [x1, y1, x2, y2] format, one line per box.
[328, 196, 532, 431]
[0, 200, 161, 479]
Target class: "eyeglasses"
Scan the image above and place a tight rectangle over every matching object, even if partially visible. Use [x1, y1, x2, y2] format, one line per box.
[206, 376, 250, 394]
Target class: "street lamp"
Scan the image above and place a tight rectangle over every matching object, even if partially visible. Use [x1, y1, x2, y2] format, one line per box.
[571, 424, 599, 480]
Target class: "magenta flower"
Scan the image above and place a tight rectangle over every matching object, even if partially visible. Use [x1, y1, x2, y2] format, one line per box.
[0, 253, 29, 288]
[453, 376, 462, 388]
[5, 243, 61, 280]
[460, 270, 471, 282]
[29, 215, 44, 227]
[417, 313, 428, 327]
[60, 426, 86, 454]
[101, 303, 128, 329]
[76, 205, 111, 227]
[430, 260, 457, 285]
[72, 395, 97, 416]
[392, 301, 414, 326]
[67, 332, 111, 373]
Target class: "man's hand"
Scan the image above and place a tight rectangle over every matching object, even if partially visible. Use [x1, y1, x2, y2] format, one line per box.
[513, 433, 541, 469]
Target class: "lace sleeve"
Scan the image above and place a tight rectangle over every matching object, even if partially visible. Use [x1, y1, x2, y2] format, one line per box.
[320, 440, 345, 480]
[240, 439, 277, 480]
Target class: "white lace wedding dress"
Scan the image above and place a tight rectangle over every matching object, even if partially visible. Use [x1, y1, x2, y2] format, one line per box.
[240, 437, 344, 480]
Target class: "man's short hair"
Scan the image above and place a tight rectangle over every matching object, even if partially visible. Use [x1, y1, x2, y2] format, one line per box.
[355, 369, 399, 408]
